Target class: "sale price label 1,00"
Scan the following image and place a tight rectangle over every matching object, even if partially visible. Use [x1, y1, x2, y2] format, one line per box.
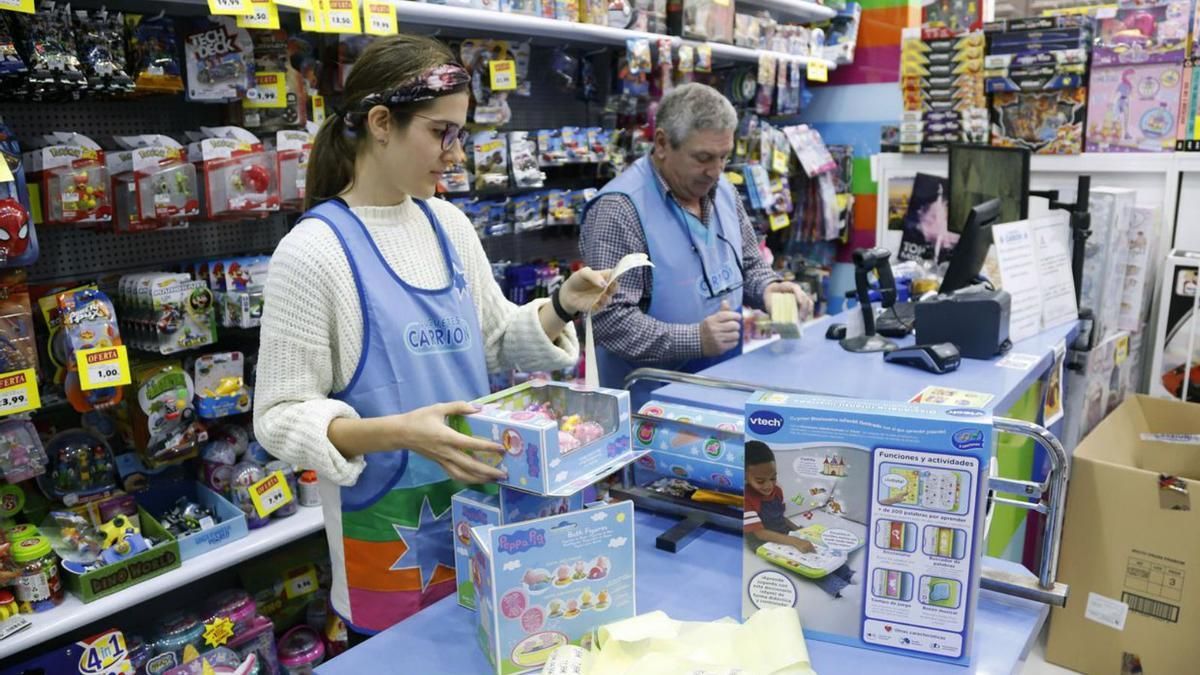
[76, 346, 132, 391]
[0, 369, 39, 416]
[250, 470, 295, 518]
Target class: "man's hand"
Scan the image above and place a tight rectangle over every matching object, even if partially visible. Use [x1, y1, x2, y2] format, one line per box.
[764, 281, 814, 321]
[700, 300, 742, 357]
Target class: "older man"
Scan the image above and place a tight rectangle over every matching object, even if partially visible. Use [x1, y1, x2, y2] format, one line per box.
[581, 83, 812, 389]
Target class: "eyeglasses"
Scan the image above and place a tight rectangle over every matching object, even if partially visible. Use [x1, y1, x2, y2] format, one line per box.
[411, 113, 470, 151]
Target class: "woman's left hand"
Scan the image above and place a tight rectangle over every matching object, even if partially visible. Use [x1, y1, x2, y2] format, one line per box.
[559, 268, 616, 315]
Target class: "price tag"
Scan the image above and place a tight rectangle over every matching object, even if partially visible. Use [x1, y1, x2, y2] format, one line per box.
[284, 564, 320, 599]
[489, 59, 518, 92]
[274, 0, 313, 7]
[0, 0, 36, 15]
[301, 0, 325, 31]
[312, 95, 326, 124]
[249, 470, 295, 518]
[1115, 334, 1130, 365]
[237, 0, 280, 29]
[364, 1, 397, 36]
[76, 345, 132, 391]
[806, 60, 829, 83]
[245, 71, 288, 109]
[768, 212, 791, 231]
[772, 148, 789, 174]
[322, 0, 362, 33]
[0, 369, 41, 417]
[0, 156, 12, 184]
[207, 0, 255, 15]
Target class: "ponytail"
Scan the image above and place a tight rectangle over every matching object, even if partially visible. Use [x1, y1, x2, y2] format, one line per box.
[304, 112, 359, 210]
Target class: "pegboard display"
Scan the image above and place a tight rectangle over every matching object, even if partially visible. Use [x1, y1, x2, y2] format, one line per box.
[481, 227, 581, 263]
[28, 217, 291, 284]
[2, 99, 226, 146]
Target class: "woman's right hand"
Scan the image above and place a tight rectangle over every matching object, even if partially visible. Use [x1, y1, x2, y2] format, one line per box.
[394, 401, 508, 484]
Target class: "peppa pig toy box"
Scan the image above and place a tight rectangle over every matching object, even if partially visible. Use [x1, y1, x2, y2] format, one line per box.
[469, 500, 636, 674]
[452, 486, 593, 609]
[451, 381, 644, 496]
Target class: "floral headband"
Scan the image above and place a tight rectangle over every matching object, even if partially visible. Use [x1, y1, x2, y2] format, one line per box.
[342, 63, 470, 130]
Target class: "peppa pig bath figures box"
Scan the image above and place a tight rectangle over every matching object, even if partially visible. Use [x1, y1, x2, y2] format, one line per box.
[452, 486, 594, 609]
[451, 381, 643, 496]
[631, 401, 746, 493]
[743, 393, 991, 665]
[469, 500, 636, 674]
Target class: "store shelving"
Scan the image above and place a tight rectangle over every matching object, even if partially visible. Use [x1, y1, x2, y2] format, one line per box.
[734, 0, 838, 23]
[0, 507, 325, 660]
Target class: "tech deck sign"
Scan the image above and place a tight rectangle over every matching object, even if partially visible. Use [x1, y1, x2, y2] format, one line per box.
[77, 346, 132, 390]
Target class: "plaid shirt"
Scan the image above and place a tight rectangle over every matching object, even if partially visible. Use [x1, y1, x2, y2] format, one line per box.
[580, 160, 780, 367]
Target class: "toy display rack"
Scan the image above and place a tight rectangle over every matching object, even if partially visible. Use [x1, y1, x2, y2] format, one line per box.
[612, 368, 1071, 608]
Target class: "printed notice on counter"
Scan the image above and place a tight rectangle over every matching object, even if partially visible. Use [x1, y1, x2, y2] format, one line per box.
[862, 447, 981, 658]
[910, 386, 993, 408]
[992, 214, 1078, 343]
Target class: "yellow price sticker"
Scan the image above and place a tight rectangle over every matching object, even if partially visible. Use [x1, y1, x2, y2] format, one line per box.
[76, 346, 131, 391]
[207, 0, 255, 16]
[237, 0, 280, 29]
[312, 95, 327, 124]
[364, 1, 397, 36]
[489, 59, 518, 92]
[768, 212, 791, 231]
[0, 155, 13, 184]
[806, 60, 829, 83]
[322, 0, 362, 33]
[772, 148, 789, 174]
[1115, 334, 1130, 365]
[202, 616, 235, 648]
[249, 470, 295, 518]
[0, 0, 34, 14]
[0, 369, 39, 417]
[245, 71, 288, 109]
[284, 564, 321, 599]
[301, 0, 325, 31]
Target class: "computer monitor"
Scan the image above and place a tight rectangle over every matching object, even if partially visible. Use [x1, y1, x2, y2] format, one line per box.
[940, 198, 1000, 295]
[948, 144, 1030, 234]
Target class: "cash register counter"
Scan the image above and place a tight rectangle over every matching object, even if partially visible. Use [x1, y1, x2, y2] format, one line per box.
[318, 315, 1078, 675]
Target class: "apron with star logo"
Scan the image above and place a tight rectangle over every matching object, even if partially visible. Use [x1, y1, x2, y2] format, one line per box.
[304, 199, 489, 634]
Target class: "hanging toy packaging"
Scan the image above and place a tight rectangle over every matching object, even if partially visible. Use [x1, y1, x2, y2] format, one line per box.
[0, 121, 38, 267]
[276, 129, 313, 211]
[108, 135, 200, 233]
[183, 16, 254, 103]
[0, 419, 47, 484]
[39, 429, 118, 506]
[130, 361, 207, 468]
[58, 287, 125, 414]
[472, 130, 510, 191]
[72, 8, 135, 95]
[17, 3, 86, 99]
[25, 133, 111, 226]
[195, 352, 252, 419]
[0, 269, 38, 376]
[126, 12, 185, 94]
[189, 127, 280, 219]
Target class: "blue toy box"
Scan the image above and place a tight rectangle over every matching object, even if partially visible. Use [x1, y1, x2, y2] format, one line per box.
[451, 381, 643, 496]
[631, 401, 745, 493]
[453, 486, 596, 609]
[469, 500, 636, 675]
[741, 393, 991, 664]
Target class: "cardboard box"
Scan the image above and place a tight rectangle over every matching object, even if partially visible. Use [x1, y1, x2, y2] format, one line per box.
[1046, 395, 1200, 674]
[453, 486, 594, 609]
[469, 500, 636, 674]
[631, 401, 746, 493]
[742, 393, 991, 664]
[142, 483, 248, 561]
[451, 381, 641, 496]
[1149, 249, 1200, 401]
[64, 506, 181, 603]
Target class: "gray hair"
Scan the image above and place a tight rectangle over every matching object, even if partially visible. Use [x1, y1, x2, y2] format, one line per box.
[656, 83, 738, 148]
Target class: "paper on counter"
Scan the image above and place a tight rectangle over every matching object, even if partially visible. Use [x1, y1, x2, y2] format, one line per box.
[585, 253, 654, 388]
[540, 608, 817, 675]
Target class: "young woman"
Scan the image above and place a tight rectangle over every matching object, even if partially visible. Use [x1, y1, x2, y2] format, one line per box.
[254, 34, 613, 639]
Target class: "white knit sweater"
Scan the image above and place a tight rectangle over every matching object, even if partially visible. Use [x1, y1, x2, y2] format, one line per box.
[253, 198, 580, 486]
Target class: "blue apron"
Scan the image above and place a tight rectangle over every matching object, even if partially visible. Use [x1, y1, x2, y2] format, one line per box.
[304, 199, 489, 634]
[583, 157, 744, 389]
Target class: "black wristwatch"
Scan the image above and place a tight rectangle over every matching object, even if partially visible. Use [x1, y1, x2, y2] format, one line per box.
[551, 287, 578, 322]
